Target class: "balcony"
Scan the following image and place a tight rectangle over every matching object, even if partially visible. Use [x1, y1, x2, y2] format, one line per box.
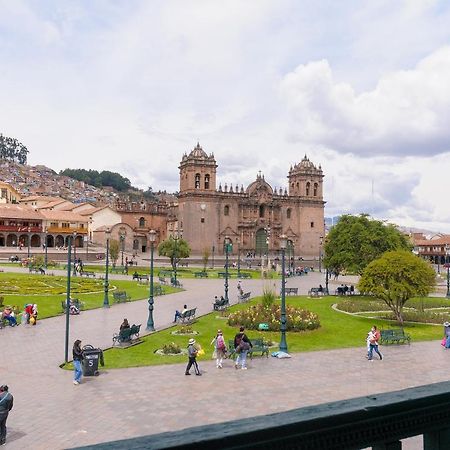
[0, 225, 43, 233]
[46, 226, 87, 235]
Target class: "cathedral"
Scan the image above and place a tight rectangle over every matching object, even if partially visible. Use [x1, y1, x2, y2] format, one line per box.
[177, 143, 325, 258]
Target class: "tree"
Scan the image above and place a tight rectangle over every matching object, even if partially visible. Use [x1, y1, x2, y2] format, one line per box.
[158, 237, 191, 272]
[0, 133, 29, 164]
[202, 248, 210, 271]
[323, 214, 411, 275]
[358, 250, 436, 325]
[109, 239, 119, 267]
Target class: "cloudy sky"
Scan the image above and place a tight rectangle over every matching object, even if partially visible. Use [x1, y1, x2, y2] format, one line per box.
[1, 0, 450, 232]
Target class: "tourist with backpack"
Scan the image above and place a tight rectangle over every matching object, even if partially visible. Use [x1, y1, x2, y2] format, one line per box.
[211, 329, 227, 369]
[185, 338, 201, 376]
[234, 326, 252, 370]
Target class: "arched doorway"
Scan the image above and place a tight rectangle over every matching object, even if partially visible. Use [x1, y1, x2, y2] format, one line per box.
[133, 239, 139, 251]
[7, 234, 17, 247]
[255, 229, 268, 257]
[19, 234, 28, 247]
[55, 235, 65, 248]
[74, 235, 84, 248]
[0, 234, 5, 247]
[30, 234, 41, 247]
[47, 235, 54, 248]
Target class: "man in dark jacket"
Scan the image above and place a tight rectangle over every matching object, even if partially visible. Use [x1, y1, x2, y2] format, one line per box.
[234, 326, 252, 370]
[0, 385, 13, 445]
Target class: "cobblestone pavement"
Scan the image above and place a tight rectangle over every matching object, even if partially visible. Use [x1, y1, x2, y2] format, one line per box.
[0, 270, 443, 449]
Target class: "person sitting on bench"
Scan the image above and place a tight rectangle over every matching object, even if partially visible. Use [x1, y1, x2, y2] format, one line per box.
[120, 318, 130, 331]
[69, 299, 80, 315]
[173, 305, 188, 323]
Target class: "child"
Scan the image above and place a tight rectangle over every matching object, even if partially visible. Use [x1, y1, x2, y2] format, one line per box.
[211, 329, 227, 369]
[185, 338, 201, 376]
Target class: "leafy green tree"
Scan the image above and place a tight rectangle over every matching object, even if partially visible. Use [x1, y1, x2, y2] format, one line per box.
[59, 168, 131, 192]
[109, 239, 119, 267]
[158, 237, 191, 272]
[323, 214, 411, 275]
[201, 248, 210, 271]
[358, 250, 436, 325]
[0, 133, 29, 164]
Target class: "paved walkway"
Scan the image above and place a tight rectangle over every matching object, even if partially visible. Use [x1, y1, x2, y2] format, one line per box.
[0, 270, 443, 449]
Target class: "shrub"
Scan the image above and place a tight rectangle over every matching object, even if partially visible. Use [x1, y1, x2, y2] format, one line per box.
[161, 342, 182, 354]
[261, 287, 276, 309]
[228, 304, 320, 332]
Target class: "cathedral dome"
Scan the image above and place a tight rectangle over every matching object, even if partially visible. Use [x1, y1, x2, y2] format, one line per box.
[189, 142, 208, 159]
[246, 173, 273, 196]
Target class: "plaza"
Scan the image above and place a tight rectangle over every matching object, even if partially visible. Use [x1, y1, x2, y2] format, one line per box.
[0, 265, 447, 449]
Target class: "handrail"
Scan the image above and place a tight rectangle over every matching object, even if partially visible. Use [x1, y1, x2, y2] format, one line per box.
[72, 381, 450, 449]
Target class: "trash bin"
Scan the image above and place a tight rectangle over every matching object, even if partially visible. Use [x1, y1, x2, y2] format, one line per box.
[82, 344, 104, 376]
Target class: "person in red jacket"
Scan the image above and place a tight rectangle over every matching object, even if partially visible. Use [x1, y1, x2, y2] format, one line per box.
[368, 325, 383, 361]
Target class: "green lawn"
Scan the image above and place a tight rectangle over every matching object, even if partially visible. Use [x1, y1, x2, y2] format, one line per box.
[87, 296, 444, 370]
[0, 272, 179, 320]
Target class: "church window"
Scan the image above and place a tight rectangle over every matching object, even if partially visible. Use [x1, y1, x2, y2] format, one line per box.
[310, 221, 314, 228]
[296, 182, 299, 190]
[291, 183, 294, 189]
[204, 174, 210, 189]
[313, 183, 318, 196]
[201, 218, 205, 223]
[224, 205, 229, 216]
[306, 182, 310, 196]
[287, 208, 291, 219]
[139, 217, 145, 227]
[195, 173, 201, 189]
[259, 204, 265, 218]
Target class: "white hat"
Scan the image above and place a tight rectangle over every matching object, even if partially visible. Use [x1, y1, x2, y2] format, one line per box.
[188, 338, 195, 345]
[444, 322, 450, 327]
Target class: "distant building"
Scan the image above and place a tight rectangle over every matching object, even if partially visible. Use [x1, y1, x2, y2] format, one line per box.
[0, 181, 21, 204]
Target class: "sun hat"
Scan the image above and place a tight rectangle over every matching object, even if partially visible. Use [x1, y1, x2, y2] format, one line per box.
[444, 322, 450, 327]
[217, 329, 222, 334]
[188, 338, 196, 345]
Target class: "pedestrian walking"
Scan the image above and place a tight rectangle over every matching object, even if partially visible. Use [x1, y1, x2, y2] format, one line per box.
[0, 385, 13, 446]
[234, 326, 252, 370]
[185, 338, 201, 376]
[211, 329, 227, 369]
[368, 325, 383, 361]
[73, 339, 83, 385]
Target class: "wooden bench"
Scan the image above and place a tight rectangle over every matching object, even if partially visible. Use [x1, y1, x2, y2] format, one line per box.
[113, 291, 131, 303]
[380, 329, 411, 345]
[307, 287, 324, 297]
[227, 338, 269, 359]
[61, 298, 84, 313]
[238, 273, 251, 279]
[110, 267, 127, 274]
[158, 270, 172, 277]
[171, 278, 183, 288]
[238, 292, 251, 303]
[179, 261, 189, 267]
[218, 272, 231, 278]
[132, 273, 149, 281]
[177, 308, 196, 324]
[194, 271, 208, 278]
[154, 285, 165, 296]
[285, 287, 299, 296]
[213, 297, 229, 311]
[80, 271, 96, 278]
[158, 276, 167, 285]
[112, 324, 141, 346]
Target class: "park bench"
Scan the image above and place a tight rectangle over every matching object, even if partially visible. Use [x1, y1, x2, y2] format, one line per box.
[218, 272, 233, 278]
[113, 291, 131, 303]
[158, 276, 167, 285]
[238, 273, 251, 279]
[29, 267, 45, 275]
[194, 271, 208, 278]
[132, 273, 149, 281]
[61, 298, 84, 313]
[307, 287, 324, 297]
[80, 271, 96, 278]
[179, 261, 189, 267]
[158, 270, 172, 277]
[380, 329, 411, 345]
[176, 308, 197, 324]
[213, 297, 229, 311]
[227, 338, 269, 359]
[285, 287, 299, 296]
[110, 267, 127, 274]
[238, 291, 251, 303]
[112, 323, 141, 346]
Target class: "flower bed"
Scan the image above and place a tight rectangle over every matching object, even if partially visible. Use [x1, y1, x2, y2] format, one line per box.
[228, 304, 320, 332]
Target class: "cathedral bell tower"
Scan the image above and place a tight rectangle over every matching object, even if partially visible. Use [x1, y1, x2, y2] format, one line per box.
[288, 155, 324, 199]
[179, 143, 218, 194]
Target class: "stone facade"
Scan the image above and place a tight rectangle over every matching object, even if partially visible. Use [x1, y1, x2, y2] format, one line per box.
[177, 143, 325, 257]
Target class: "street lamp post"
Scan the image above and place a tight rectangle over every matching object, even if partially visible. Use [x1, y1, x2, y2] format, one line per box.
[173, 232, 178, 286]
[103, 228, 110, 308]
[446, 244, 450, 299]
[64, 235, 73, 363]
[27, 226, 31, 258]
[279, 234, 288, 353]
[211, 245, 215, 269]
[237, 238, 241, 278]
[147, 230, 157, 331]
[325, 268, 329, 295]
[224, 236, 232, 301]
[319, 236, 323, 273]
[72, 232, 77, 276]
[44, 227, 48, 270]
[120, 232, 125, 269]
